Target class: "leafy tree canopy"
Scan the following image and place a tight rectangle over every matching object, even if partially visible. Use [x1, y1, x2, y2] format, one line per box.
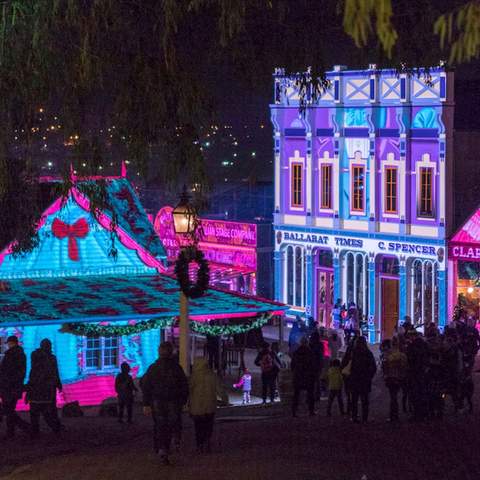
[0, 0, 478, 252]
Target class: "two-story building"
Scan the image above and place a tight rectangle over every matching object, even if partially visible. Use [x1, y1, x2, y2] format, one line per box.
[271, 65, 454, 342]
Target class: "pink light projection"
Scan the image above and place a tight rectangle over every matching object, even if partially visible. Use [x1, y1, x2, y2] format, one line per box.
[0, 186, 167, 272]
[451, 207, 480, 244]
[153, 206, 257, 269]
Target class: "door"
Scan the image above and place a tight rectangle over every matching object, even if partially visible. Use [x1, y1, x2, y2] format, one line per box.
[317, 268, 334, 327]
[381, 278, 399, 339]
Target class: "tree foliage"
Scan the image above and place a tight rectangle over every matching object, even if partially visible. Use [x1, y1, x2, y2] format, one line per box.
[0, 0, 478, 253]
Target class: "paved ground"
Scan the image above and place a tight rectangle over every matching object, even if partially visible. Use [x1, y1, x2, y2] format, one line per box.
[1, 366, 480, 480]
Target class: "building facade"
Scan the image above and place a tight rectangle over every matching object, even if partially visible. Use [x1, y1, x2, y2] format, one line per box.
[271, 65, 454, 341]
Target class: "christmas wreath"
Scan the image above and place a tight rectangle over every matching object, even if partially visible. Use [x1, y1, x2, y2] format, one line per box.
[174, 245, 210, 299]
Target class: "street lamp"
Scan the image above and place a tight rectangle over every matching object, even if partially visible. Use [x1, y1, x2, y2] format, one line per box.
[172, 187, 197, 238]
[173, 187, 198, 374]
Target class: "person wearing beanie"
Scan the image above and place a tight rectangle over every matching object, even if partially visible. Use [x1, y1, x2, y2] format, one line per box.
[0, 335, 30, 439]
[25, 338, 63, 436]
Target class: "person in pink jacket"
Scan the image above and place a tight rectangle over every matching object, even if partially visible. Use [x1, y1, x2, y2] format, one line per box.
[233, 369, 252, 404]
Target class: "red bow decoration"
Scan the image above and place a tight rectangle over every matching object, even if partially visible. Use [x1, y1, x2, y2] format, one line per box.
[52, 218, 89, 261]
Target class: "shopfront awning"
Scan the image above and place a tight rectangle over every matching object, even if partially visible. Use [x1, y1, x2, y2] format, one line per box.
[0, 273, 286, 327]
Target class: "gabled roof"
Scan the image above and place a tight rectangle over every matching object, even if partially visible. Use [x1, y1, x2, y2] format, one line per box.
[0, 178, 167, 279]
[0, 273, 286, 326]
[450, 205, 480, 244]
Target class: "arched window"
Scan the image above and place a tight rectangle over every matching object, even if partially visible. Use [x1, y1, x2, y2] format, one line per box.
[295, 247, 303, 306]
[286, 246, 294, 305]
[343, 251, 368, 318]
[284, 245, 305, 307]
[410, 259, 439, 325]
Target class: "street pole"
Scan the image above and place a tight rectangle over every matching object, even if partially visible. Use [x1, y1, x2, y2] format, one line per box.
[179, 290, 190, 374]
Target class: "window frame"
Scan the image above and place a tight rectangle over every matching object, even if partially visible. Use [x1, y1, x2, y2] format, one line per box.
[0, 336, 7, 363]
[384, 166, 398, 214]
[320, 164, 333, 210]
[83, 336, 120, 372]
[351, 165, 365, 213]
[419, 167, 434, 218]
[291, 162, 304, 208]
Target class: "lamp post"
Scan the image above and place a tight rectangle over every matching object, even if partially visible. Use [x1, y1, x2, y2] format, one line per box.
[172, 187, 198, 374]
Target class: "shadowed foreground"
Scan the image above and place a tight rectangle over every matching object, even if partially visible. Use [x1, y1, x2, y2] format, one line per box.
[1, 374, 479, 480]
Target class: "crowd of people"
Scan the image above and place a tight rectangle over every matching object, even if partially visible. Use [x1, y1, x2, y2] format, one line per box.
[0, 315, 478, 466]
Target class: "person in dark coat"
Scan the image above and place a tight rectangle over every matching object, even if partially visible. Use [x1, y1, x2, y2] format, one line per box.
[115, 362, 138, 423]
[291, 337, 316, 416]
[0, 335, 30, 438]
[349, 336, 377, 423]
[288, 317, 304, 356]
[142, 341, 188, 465]
[25, 339, 63, 436]
[254, 342, 281, 404]
[309, 331, 324, 401]
[406, 335, 429, 421]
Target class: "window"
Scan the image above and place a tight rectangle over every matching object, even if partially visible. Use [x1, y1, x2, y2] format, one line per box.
[419, 167, 434, 217]
[352, 166, 365, 212]
[284, 245, 305, 307]
[84, 336, 119, 371]
[0, 336, 7, 363]
[385, 167, 398, 213]
[320, 164, 332, 209]
[344, 251, 368, 318]
[410, 259, 438, 327]
[291, 163, 303, 207]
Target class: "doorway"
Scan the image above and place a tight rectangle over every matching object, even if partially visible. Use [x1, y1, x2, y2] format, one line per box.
[317, 268, 334, 327]
[381, 278, 399, 339]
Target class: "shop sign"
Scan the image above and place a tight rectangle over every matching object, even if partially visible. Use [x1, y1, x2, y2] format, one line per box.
[449, 244, 480, 262]
[202, 246, 256, 269]
[201, 219, 257, 247]
[278, 230, 441, 260]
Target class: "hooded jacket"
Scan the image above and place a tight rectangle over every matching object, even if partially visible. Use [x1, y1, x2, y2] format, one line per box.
[291, 345, 316, 388]
[189, 358, 218, 416]
[141, 357, 188, 407]
[0, 345, 27, 399]
[26, 347, 62, 403]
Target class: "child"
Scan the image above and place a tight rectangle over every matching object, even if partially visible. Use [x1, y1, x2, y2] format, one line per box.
[115, 362, 137, 423]
[233, 369, 252, 404]
[326, 359, 344, 416]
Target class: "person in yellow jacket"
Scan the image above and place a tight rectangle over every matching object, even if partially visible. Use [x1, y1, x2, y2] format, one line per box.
[189, 357, 219, 453]
[326, 359, 345, 416]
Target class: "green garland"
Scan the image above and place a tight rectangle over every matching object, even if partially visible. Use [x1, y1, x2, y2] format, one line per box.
[61, 317, 175, 337]
[190, 313, 272, 336]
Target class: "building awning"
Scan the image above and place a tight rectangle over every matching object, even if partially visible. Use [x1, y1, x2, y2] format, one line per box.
[0, 273, 286, 327]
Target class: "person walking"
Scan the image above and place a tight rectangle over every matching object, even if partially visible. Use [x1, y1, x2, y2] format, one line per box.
[189, 357, 218, 453]
[25, 339, 63, 436]
[115, 362, 138, 423]
[406, 335, 429, 422]
[291, 337, 316, 417]
[0, 335, 30, 439]
[254, 342, 281, 405]
[142, 342, 188, 465]
[309, 331, 324, 401]
[349, 336, 376, 423]
[382, 338, 408, 422]
[326, 359, 344, 416]
[233, 368, 252, 404]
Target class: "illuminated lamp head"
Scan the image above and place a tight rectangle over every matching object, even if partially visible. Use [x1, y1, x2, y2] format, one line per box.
[172, 186, 197, 236]
[468, 287, 474, 294]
